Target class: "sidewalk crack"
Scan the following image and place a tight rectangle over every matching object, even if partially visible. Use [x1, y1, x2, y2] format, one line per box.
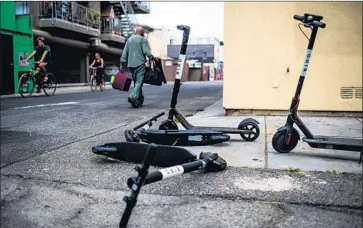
[264, 116, 268, 169]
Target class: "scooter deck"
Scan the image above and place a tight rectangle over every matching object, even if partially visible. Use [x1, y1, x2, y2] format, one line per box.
[91, 142, 197, 167]
[191, 126, 249, 134]
[145, 128, 227, 135]
[140, 129, 231, 146]
[302, 136, 362, 152]
[176, 114, 259, 134]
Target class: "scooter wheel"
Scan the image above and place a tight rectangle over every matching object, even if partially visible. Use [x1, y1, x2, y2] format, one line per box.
[272, 129, 299, 153]
[238, 121, 260, 141]
[124, 129, 138, 142]
[159, 120, 178, 130]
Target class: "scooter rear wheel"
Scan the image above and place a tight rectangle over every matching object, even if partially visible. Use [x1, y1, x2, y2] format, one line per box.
[159, 120, 178, 130]
[272, 129, 299, 153]
[238, 121, 260, 141]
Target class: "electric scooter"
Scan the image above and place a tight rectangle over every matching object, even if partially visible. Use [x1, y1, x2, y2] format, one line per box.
[272, 13, 363, 164]
[114, 143, 227, 228]
[124, 24, 260, 146]
[91, 141, 198, 167]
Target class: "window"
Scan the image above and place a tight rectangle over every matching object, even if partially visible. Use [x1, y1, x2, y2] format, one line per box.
[203, 52, 207, 58]
[15, 1, 30, 15]
[192, 52, 195, 57]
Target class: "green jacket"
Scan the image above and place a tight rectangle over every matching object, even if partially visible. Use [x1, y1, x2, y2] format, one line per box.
[120, 34, 153, 68]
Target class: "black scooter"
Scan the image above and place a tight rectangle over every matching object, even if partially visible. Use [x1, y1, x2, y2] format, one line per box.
[117, 143, 227, 228]
[124, 25, 260, 146]
[272, 13, 363, 164]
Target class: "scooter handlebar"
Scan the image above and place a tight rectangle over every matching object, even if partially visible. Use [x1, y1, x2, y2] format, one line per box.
[177, 25, 190, 31]
[293, 14, 326, 28]
[293, 15, 305, 21]
[312, 21, 326, 28]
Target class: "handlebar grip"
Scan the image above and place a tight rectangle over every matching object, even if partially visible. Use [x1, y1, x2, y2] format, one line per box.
[293, 15, 304, 21]
[312, 21, 326, 28]
[177, 25, 190, 31]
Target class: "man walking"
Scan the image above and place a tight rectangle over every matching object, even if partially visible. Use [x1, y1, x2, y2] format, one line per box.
[120, 26, 154, 108]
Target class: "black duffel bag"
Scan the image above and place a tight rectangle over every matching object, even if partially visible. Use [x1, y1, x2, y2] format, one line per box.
[144, 58, 167, 86]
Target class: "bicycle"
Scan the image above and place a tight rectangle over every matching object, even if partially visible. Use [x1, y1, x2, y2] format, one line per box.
[89, 66, 105, 92]
[18, 62, 57, 98]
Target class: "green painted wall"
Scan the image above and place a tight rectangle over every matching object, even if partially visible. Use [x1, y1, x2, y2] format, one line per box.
[0, 2, 16, 30]
[0, 1, 34, 94]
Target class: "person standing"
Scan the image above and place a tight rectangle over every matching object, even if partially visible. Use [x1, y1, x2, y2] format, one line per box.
[120, 26, 154, 108]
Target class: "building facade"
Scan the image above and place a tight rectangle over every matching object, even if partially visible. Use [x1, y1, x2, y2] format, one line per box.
[167, 37, 224, 81]
[223, 2, 362, 112]
[0, 1, 34, 95]
[1, 1, 150, 94]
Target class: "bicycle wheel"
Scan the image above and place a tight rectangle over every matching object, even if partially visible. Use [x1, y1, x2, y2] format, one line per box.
[90, 75, 98, 92]
[100, 76, 105, 91]
[42, 73, 57, 96]
[18, 73, 35, 98]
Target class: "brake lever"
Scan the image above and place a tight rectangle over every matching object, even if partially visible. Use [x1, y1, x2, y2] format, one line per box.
[303, 23, 312, 28]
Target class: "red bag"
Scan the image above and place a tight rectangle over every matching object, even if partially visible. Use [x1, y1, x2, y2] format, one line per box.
[112, 71, 132, 91]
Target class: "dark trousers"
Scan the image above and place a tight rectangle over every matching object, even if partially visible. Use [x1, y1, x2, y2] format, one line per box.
[129, 64, 145, 103]
[96, 68, 103, 85]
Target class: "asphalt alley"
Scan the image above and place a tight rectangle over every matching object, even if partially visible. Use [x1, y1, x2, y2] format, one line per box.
[0, 81, 223, 168]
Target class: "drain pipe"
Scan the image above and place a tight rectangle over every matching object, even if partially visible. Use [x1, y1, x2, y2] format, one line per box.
[32, 29, 122, 55]
[96, 43, 122, 55]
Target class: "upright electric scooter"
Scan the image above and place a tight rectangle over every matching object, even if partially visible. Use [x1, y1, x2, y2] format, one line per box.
[272, 13, 363, 163]
[124, 25, 260, 146]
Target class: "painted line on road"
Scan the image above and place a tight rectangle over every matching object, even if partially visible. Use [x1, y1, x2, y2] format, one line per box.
[12, 102, 79, 110]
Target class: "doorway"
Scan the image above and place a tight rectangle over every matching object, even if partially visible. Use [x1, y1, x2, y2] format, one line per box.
[0, 34, 15, 95]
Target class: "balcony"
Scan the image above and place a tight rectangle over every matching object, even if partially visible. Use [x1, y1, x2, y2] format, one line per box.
[100, 17, 126, 43]
[38, 1, 101, 37]
[131, 1, 150, 14]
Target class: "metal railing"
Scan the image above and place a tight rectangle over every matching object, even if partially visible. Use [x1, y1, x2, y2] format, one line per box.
[133, 1, 150, 11]
[100, 17, 123, 36]
[39, 1, 100, 30]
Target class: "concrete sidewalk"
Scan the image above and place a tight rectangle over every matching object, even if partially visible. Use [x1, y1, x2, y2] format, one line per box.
[178, 99, 363, 174]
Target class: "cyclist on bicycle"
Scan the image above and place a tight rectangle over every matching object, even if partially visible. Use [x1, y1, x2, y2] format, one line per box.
[89, 53, 104, 85]
[25, 37, 52, 93]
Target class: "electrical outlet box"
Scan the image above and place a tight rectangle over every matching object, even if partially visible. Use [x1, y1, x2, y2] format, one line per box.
[272, 79, 279, 88]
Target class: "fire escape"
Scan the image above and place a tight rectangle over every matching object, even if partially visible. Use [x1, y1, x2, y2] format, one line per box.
[109, 1, 147, 39]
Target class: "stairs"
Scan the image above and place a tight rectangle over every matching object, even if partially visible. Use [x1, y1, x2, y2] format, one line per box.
[109, 1, 137, 39]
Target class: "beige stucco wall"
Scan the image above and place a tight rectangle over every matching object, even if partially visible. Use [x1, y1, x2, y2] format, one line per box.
[147, 29, 169, 59]
[223, 2, 362, 111]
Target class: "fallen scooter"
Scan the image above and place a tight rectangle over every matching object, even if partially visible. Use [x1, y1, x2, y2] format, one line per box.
[271, 13, 363, 164]
[115, 143, 227, 228]
[124, 24, 260, 146]
[91, 141, 197, 167]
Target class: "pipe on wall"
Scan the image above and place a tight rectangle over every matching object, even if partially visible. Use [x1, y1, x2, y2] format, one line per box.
[32, 29, 122, 55]
[96, 43, 122, 55]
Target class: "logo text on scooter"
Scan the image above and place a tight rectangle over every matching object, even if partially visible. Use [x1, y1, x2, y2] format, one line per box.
[176, 54, 186, 80]
[300, 49, 312, 77]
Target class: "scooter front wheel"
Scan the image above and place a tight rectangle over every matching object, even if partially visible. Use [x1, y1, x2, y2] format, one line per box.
[159, 120, 178, 130]
[124, 129, 138, 142]
[272, 129, 299, 153]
